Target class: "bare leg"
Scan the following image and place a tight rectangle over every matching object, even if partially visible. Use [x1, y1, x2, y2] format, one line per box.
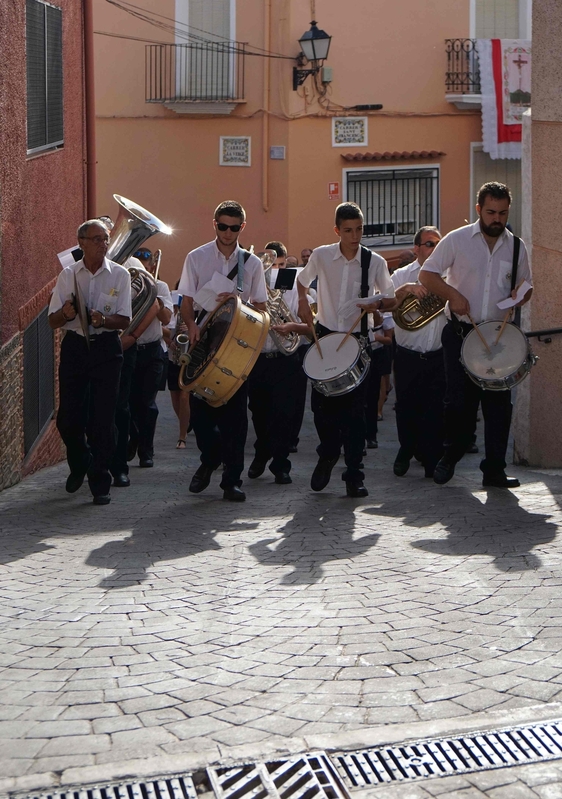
[170, 389, 190, 446]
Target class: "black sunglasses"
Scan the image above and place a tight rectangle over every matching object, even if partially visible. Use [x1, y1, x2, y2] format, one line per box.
[134, 249, 152, 259]
[419, 241, 438, 248]
[216, 222, 242, 232]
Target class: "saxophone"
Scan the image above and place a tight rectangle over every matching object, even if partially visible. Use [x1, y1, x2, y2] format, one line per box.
[169, 307, 190, 366]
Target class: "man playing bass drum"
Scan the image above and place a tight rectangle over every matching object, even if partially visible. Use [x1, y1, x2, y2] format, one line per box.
[297, 202, 395, 497]
[420, 182, 532, 489]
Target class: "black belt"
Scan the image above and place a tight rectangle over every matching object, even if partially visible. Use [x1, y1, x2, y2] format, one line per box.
[396, 344, 443, 359]
[136, 340, 162, 351]
[68, 330, 119, 344]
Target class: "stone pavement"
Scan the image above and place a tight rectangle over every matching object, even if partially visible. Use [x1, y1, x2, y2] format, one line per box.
[2, 389, 562, 796]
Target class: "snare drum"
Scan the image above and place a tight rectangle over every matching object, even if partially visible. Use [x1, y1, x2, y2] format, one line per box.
[461, 321, 537, 391]
[303, 332, 370, 396]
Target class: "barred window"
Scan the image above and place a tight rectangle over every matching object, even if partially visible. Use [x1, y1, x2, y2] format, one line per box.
[26, 0, 63, 154]
[346, 168, 440, 247]
[23, 308, 55, 455]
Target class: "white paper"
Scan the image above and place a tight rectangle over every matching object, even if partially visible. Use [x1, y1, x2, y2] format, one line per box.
[57, 245, 83, 270]
[345, 293, 386, 314]
[193, 272, 235, 312]
[497, 280, 532, 310]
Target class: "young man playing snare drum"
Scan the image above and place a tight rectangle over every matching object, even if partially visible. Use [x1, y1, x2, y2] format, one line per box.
[297, 202, 395, 497]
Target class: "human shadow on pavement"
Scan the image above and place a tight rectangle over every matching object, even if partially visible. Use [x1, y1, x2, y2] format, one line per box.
[248, 494, 380, 585]
[363, 482, 557, 571]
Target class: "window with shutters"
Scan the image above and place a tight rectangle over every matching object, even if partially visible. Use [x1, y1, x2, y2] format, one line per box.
[175, 0, 234, 99]
[345, 167, 440, 248]
[26, 0, 63, 155]
[471, 145, 522, 235]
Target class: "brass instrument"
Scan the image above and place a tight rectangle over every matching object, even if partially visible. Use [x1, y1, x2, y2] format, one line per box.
[106, 195, 171, 338]
[169, 308, 190, 366]
[258, 251, 300, 356]
[393, 290, 446, 331]
[151, 249, 162, 281]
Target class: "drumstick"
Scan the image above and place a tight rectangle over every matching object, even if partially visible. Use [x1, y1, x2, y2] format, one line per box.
[309, 322, 323, 359]
[336, 309, 368, 352]
[468, 314, 491, 355]
[494, 280, 524, 346]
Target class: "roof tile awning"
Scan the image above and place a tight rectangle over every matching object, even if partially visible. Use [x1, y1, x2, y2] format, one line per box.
[341, 150, 445, 162]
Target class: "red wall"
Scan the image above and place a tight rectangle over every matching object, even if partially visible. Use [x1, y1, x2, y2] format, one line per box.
[0, 0, 87, 345]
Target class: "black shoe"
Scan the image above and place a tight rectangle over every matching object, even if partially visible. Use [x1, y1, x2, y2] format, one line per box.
[189, 464, 214, 493]
[248, 458, 267, 479]
[274, 472, 292, 485]
[346, 481, 369, 498]
[466, 442, 479, 454]
[112, 473, 130, 487]
[223, 486, 246, 502]
[139, 458, 153, 468]
[433, 457, 455, 485]
[482, 473, 520, 488]
[127, 442, 137, 462]
[288, 445, 298, 453]
[366, 439, 378, 449]
[66, 471, 87, 494]
[393, 449, 411, 477]
[311, 456, 339, 491]
[93, 494, 111, 505]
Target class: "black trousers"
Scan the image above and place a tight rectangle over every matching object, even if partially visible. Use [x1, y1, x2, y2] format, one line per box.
[311, 381, 367, 484]
[248, 350, 302, 474]
[110, 344, 137, 477]
[129, 341, 164, 461]
[56, 331, 123, 497]
[290, 344, 309, 448]
[190, 382, 249, 488]
[394, 344, 445, 471]
[442, 321, 513, 474]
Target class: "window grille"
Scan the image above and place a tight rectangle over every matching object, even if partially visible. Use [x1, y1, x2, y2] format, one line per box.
[26, 0, 63, 154]
[346, 168, 440, 247]
[23, 308, 55, 455]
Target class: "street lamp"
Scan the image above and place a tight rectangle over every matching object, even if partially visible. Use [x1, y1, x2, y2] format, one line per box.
[293, 20, 332, 91]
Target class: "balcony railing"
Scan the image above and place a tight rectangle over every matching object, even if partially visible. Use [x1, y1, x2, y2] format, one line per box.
[146, 42, 245, 105]
[445, 38, 481, 94]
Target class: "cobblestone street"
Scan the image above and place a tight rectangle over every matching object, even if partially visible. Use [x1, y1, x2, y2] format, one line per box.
[2, 391, 562, 796]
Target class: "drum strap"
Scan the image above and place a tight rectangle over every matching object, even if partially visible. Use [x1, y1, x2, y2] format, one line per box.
[195, 250, 251, 324]
[360, 245, 371, 338]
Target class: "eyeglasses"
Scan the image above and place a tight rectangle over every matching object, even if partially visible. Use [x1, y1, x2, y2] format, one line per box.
[80, 235, 109, 244]
[134, 249, 152, 259]
[216, 222, 242, 232]
[419, 240, 438, 248]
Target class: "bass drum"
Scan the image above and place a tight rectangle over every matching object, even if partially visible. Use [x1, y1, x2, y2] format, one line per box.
[303, 332, 370, 396]
[179, 296, 270, 406]
[461, 321, 537, 391]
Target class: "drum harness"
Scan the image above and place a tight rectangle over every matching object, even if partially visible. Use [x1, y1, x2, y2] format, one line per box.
[450, 235, 520, 338]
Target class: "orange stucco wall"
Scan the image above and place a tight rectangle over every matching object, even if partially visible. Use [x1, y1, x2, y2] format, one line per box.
[94, 0, 482, 288]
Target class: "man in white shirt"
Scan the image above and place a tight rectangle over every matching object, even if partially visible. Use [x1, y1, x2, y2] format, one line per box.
[298, 202, 395, 497]
[247, 241, 311, 486]
[178, 201, 268, 502]
[420, 182, 532, 488]
[391, 226, 445, 479]
[48, 220, 132, 505]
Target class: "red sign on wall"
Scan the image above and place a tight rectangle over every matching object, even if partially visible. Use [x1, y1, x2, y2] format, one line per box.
[328, 182, 340, 200]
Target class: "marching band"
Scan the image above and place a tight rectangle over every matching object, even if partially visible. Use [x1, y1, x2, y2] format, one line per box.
[49, 183, 533, 504]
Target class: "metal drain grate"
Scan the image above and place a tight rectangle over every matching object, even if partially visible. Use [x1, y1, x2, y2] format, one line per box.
[334, 721, 562, 786]
[208, 752, 350, 799]
[25, 774, 198, 799]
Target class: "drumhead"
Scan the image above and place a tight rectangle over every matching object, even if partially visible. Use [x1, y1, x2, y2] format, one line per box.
[304, 333, 361, 380]
[184, 297, 236, 382]
[462, 322, 528, 379]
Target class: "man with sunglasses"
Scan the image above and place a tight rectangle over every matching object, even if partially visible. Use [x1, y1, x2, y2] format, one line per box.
[390, 226, 445, 479]
[48, 219, 131, 505]
[178, 201, 268, 502]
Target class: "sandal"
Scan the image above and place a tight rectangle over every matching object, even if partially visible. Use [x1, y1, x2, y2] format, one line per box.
[176, 439, 187, 449]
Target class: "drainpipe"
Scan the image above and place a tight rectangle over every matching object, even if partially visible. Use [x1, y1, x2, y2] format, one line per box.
[262, 0, 271, 212]
[83, 0, 96, 218]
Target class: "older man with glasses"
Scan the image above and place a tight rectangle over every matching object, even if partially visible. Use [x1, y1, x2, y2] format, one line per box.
[48, 219, 131, 505]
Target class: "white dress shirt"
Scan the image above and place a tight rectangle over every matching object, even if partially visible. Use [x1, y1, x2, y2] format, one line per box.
[298, 243, 395, 333]
[178, 240, 268, 310]
[420, 221, 531, 324]
[370, 312, 395, 351]
[49, 257, 132, 336]
[391, 260, 446, 352]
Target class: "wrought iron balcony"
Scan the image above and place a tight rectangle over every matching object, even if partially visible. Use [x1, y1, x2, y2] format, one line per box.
[445, 38, 481, 108]
[145, 42, 246, 114]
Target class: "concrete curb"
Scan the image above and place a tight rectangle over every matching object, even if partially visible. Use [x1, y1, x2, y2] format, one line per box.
[3, 702, 562, 797]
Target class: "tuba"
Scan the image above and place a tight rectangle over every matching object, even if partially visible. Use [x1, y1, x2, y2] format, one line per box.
[258, 251, 300, 356]
[106, 195, 171, 338]
[392, 291, 446, 331]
